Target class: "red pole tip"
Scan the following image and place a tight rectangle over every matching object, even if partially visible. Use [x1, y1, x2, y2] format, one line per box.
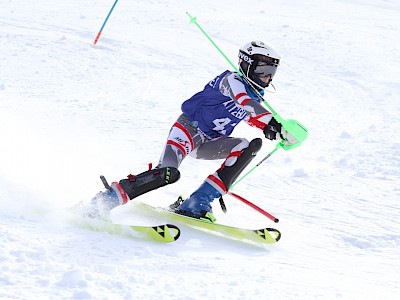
[93, 32, 102, 45]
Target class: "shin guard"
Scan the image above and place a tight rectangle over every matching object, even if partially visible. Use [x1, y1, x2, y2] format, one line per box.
[119, 167, 180, 200]
[217, 138, 262, 191]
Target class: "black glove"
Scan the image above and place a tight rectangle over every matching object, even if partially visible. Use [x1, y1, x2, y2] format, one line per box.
[263, 117, 282, 140]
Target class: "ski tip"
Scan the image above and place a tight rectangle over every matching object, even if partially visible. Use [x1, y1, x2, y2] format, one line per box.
[166, 224, 181, 241]
[268, 228, 281, 242]
[256, 228, 282, 243]
[151, 224, 181, 242]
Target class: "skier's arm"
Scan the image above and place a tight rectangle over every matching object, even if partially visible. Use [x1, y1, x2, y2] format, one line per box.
[225, 73, 298, 146]
[225, 73, 273, 130]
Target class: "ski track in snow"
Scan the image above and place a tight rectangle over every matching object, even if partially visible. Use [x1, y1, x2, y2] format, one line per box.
[1, 0, 399, 299]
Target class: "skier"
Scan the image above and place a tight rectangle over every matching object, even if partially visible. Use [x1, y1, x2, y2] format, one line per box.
[92, 41, 298, 221]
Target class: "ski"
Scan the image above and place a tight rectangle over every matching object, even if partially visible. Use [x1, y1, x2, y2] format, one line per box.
[113, 223, 181, 243]
[79, 175, 181, 243]
[113, 224, 181, 243]
[132, 202, 281, 245]
[74, 218, 181, 243]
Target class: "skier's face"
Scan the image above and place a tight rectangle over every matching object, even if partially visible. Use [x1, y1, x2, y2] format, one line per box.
[254, 60, 278, 79]
[259, 74, 271, 84]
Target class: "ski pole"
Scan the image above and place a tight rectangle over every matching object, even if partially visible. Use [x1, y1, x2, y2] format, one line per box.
[93, 0, 120, 45]
[186, 12, 308, 150]
[228, 192, 279, 223]
[186, 12, 239, 74]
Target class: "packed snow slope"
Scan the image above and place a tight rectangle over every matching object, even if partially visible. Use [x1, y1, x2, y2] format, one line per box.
[1, 0, 399, 299]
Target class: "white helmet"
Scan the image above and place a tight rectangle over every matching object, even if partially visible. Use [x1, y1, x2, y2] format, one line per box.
[238, 41, 281, 90]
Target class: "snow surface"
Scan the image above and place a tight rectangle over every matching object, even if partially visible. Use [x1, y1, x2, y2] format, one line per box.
[1, 0, 399, 299]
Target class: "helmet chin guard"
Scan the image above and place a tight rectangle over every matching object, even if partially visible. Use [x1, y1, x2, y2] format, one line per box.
[238, 41, 281, 90]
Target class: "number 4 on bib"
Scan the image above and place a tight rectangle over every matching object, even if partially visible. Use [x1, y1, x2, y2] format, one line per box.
[212, 117, 231, 135]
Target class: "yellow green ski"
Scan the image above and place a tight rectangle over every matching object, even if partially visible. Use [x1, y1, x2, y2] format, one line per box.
[133, 201, 281, 245]
[75, 218, 180, 243]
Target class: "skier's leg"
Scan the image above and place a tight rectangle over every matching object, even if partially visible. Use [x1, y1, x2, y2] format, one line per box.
[157, 113, 203, 168]
[118, 114, 203, 201]
[175, 137, 262, 220]
[89, 114, 201, 217]
[206, 137, 263, 193]
[118, 167, 181, 200]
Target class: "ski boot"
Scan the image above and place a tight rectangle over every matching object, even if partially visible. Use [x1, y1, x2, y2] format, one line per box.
[173, 181, 220, 222]
[87, 180, 128, 219]
[86, 167, 180, 219]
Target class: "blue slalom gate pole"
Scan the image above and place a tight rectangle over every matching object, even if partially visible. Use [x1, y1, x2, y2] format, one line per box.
[93, 0, 119, 45]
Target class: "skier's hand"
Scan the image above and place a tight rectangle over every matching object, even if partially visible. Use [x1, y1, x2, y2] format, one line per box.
[280, 129, 299, 146]
[263, 117, 282, 140]
[264, 117, 299, 146]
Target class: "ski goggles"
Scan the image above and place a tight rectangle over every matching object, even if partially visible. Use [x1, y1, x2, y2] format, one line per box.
[254, 62, 278, 78]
